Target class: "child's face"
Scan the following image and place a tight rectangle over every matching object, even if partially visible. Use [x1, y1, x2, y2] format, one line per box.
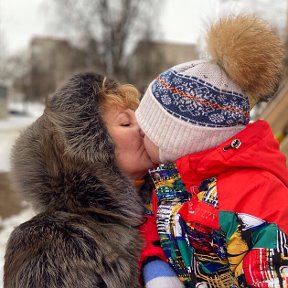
[143, 135, 160, 165]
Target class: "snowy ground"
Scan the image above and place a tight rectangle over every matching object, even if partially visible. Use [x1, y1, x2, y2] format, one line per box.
[0, 102, 44, 172]
[0, 116, 37, 172]
[0, 102, 43, 287]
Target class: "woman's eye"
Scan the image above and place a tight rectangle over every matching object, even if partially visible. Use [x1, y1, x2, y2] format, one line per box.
[121, 123, 130, 127]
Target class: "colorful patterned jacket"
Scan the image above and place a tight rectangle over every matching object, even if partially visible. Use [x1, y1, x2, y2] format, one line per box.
[139, 120, 288, 287]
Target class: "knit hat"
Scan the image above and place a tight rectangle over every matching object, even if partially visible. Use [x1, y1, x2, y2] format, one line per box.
[135, 15, 283, 163]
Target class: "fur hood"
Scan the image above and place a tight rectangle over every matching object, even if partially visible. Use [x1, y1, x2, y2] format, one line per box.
[11, 73, 143, 228]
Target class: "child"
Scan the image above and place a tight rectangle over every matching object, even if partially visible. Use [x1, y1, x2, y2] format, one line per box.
[136, 15, 288, 287]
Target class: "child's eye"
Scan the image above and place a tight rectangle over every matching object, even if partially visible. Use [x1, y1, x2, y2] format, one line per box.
[121, 123, 130, 127]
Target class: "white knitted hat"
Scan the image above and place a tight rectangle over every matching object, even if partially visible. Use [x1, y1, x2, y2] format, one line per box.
[136, 15, 283, 163]
[136, 60, 248, 162]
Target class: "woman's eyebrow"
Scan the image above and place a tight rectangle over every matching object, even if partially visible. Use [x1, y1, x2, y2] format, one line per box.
[114, 111, 130, 121]
[117, 110, 130, 117]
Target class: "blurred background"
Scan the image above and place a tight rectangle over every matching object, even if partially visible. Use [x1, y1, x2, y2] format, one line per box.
[0, 0, 288, 286]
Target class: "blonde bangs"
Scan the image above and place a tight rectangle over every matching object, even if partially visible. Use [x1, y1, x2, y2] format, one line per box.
[102, 84, 140, 111]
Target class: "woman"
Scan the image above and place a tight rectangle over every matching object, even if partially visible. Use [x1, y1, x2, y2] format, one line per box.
[4, 72, 156, 288]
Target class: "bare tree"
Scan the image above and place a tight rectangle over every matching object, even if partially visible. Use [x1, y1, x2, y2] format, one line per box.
[47, 0, 161, 81]
[0, 51, 29, 91]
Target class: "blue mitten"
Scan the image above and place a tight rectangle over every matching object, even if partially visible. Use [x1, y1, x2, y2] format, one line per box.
[143, 259, 184, 288]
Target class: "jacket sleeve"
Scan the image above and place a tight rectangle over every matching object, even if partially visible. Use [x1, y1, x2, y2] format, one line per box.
[220, 210, 288, 287]
[240, 224, 288, 287]
[138, 191, 166, 273]
[219, 172, 288, 287]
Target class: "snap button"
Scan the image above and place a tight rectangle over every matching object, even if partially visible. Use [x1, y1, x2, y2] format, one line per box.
[223, 139, 242, 151]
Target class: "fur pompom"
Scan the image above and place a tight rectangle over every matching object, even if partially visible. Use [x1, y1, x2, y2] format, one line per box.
[207, 15, 284, 104]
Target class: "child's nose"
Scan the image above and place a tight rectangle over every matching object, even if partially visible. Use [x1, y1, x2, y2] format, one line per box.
[139, 129, 145, 138]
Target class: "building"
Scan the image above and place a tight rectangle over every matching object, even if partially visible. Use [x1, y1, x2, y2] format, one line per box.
[0, 85, 8, 119]
[28, 37, 89, 100]
[129, 40, 198, 93]
[12, 36, 99, 102]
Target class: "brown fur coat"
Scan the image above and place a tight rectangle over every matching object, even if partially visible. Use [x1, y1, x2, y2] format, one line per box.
[4, 73, 144, 288]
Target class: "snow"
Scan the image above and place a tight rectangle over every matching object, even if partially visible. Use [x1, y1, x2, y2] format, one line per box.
[0, 102, 44, 172]
[0, 102, 43, 287]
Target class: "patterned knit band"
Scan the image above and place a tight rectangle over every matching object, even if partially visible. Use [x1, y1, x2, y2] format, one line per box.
[135, 60, 250, 163]
[153, 69, 250, 127]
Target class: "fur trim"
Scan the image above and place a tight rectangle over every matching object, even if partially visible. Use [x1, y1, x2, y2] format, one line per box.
[10, 73, 143, 227]
[207, 14, 284, 104]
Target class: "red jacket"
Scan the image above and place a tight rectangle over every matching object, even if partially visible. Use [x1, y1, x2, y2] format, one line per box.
[139, 120, 288, 286]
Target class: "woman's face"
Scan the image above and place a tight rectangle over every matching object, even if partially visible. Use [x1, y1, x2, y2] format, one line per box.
[103, 106, 157, 180]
